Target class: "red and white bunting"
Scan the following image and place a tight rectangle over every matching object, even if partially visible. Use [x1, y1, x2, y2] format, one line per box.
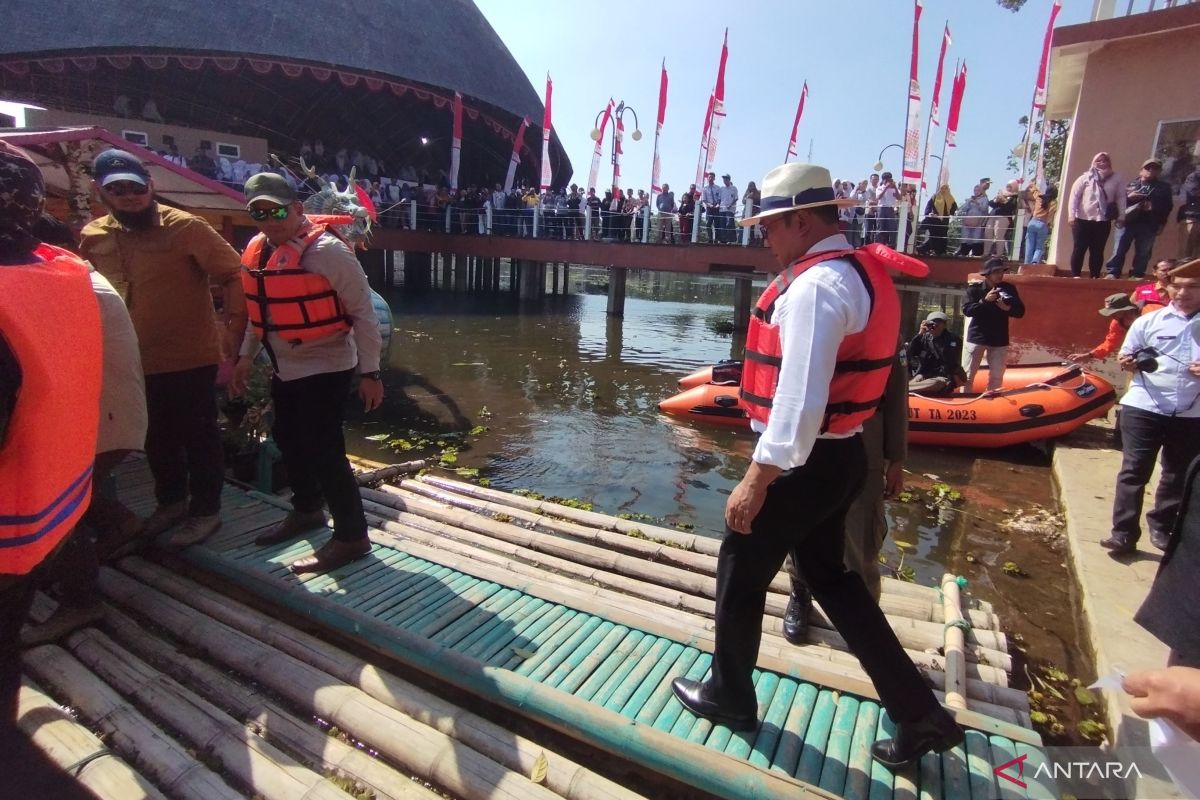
[784, 81, 808, 163]
[651, 62, 668, 195]
[901, 0, 923, 183]
[588, 98, 614, 192]
[504, 116, 529, 192]
[449, 91, 463, 191]
[539, 74, 553, 191]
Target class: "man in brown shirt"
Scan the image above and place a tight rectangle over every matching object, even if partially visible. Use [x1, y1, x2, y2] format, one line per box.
[80, 149, 246, 548]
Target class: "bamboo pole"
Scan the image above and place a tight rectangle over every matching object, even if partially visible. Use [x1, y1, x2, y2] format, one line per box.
[353, 460, 428, 486]
[360, 487, 1012, 670]
[22, 645, 244, 800]
[412, 474, 999, 622]
[18, 678, 167, 800]
[353, 509, 1025, 715]
[99, 605, 447, 800]
[942, 574, 969, 712]
[95, 567, 587, 800]
[62, 627, 357, 800]
[98, 593, 641, 800]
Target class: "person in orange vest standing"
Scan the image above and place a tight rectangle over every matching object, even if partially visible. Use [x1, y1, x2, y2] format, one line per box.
[80, 149, 246, 550]
[0, 142, 103, 798]
[230, 174, 383, 574]
[669, 163, 962, 770]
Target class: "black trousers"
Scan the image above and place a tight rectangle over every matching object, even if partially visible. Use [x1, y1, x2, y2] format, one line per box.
[710, 436, 940, 723]
[271, 369, 367, 542]
[1112, 406, 1200, 543]
[1070, 219, 1112, 278]
[145, 364, 223, 516]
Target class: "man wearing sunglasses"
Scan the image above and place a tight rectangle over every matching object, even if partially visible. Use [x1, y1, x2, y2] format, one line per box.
[80, 149, 246, 551]
[229, 173, 383, 575]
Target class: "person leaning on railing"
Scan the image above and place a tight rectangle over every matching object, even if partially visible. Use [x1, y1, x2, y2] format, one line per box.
[956, 180, 991, 257]
[678, 186, 696, 241]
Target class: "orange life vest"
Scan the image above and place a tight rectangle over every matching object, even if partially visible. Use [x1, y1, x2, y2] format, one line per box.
[0, 244, 102, 576]
[741, 244, 926, 433]
[240, 220, 352, 345]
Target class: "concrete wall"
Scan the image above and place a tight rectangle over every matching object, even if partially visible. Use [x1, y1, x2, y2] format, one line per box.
[24, 108, 269, 164]
[1051, 26, 1200, 264]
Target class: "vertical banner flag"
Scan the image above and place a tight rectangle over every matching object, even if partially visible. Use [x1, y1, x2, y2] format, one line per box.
[504, 115, 529, 192]
[588, 98, 614, 192]
[449, 91, 463, 191]
[613, 110, 625, 191]
[784, 81, 808, 163]
[1030, 0, 1062, 187]
[694, 92, 714, 187]
[919, 23, 951, 190]
[902, 0, 924, 184]
[539, 74, 553, 191]
[704, 29, 729, 176]
[651, 61, 668, 195]
[940, 61, 966, 187]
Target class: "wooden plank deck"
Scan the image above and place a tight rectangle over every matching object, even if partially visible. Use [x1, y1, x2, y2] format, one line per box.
[104, 459, 1056, 800]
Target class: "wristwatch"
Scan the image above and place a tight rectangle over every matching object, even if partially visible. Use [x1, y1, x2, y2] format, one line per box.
[360, 371, 381, 381]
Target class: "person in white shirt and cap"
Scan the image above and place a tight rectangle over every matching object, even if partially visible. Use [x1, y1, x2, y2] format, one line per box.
[669, 162, 962, 770]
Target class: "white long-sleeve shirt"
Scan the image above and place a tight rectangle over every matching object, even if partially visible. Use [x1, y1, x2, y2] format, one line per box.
[1119, 304, 1200, 418]
[240, 230, 383, 382]
[751, 234, 871, 469]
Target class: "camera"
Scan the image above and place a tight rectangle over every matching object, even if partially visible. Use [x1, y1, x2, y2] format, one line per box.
[1132, 346, 1159, 373]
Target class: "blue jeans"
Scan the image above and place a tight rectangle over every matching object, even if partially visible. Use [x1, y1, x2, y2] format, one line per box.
[1105, 222, 1160, 278]
[1024, 218, 1050, 263]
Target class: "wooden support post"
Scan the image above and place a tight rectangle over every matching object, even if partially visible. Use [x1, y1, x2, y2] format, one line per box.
[454, 254, 469, 293]
[733, 277, 752, 333]
[606, 268, 627, 317]
[402, 251, 432, 292]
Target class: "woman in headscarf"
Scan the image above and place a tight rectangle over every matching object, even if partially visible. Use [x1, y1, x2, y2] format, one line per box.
[923, 184, 957, 256]
[1068, 152, 1126, 278]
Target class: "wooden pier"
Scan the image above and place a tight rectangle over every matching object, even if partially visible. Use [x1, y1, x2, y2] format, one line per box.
[19, 458, 1057, 799]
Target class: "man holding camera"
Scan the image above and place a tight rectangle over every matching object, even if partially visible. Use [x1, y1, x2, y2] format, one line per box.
[1104, 260, 1200, 557]
[908, 311, 967, 395]
[961, 257, 1025, 392]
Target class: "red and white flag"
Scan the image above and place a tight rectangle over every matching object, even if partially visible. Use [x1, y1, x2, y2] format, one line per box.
[929, 24, 951, 127]
[901, 0, 923, 183]
[539, 74, 553, 191]
[588, 98, 613, 192]
[1034, 0, 1062, 110]
[651, 61, 668, 195]
[449, 91, 463, 191]
[504, 115, 529, 192]
[945, 62, 966, 148]
[784, 81, 808, 163]
[613, 110, 624, 191]
[705, 29, 728, 174]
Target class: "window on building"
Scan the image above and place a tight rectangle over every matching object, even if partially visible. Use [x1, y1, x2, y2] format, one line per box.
[122, 130, 149, 147]
[1153, 118, 1200, 196]
[216, 142, 241, 159]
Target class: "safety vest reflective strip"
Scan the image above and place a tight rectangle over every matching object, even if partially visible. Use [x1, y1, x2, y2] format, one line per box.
[0, 245, 102, 575]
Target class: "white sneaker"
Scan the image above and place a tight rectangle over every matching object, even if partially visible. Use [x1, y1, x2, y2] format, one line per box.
[163, 515, 222, 550]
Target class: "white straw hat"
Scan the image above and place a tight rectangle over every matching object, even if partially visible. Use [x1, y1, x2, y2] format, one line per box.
[740, 163, 856, 226]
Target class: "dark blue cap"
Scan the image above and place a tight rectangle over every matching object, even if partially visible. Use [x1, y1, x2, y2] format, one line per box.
[93, 149, 150, 187]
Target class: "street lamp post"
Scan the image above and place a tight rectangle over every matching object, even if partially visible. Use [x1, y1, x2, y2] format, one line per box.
[873, 143, 903, 174]
[591, 101, 641, 193]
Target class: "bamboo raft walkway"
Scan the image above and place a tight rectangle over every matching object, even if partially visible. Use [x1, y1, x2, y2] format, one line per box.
[19, 457, 1058, 800]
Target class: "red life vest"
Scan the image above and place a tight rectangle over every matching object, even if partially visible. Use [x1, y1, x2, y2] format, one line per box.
[0, 245, 102, 575]
[240, 220, 352, 345]
[740, 244, 926, 433]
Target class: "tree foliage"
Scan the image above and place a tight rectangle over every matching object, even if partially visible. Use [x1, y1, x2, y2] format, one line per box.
[996, 0, 1029, 10]
[1007, 116, 1070, 187]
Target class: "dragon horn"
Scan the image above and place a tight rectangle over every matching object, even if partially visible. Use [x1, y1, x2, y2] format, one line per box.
[298, 155, 318, 178]
[347, 166, 357, 187]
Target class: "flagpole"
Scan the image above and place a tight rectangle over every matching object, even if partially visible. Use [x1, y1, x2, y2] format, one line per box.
[937, 59, 960, 187]
[916, 22, 950, 236]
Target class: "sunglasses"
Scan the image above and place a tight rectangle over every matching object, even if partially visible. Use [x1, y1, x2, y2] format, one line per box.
[248, 206, 290, 221]
[104, 182, 149, 197]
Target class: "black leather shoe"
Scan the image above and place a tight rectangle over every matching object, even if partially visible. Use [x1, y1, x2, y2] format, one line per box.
[670, 678, 757, 731]
[1100, 535, 1137, 557]
[782, 582, 812, 645]
[871, 710, 964, 770]
[1150, 530, 1170, 551]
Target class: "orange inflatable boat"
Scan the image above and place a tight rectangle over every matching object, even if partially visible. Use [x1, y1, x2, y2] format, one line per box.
[661, 362, 1117, 448]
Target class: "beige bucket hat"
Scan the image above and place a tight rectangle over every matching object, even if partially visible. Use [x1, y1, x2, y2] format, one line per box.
[740, 163, 856, 226]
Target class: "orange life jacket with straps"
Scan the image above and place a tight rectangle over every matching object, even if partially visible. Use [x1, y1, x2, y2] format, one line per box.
[740, 243, 927, 433]
[0, 244, 102, 576]
[240, 219, 352, 345]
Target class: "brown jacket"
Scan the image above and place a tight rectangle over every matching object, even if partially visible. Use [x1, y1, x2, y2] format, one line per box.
[80, 205, 244, 375]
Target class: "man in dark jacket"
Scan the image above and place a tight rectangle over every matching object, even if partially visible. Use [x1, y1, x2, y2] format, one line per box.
[1105, 159, 1175, 279]
[961, 257, 1025, 392]
[1180, 168, 1200, 259]
[908, 311, 967, 395]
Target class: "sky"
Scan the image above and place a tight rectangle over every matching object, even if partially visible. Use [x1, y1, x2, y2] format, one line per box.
[474, 0, 1091, 205]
